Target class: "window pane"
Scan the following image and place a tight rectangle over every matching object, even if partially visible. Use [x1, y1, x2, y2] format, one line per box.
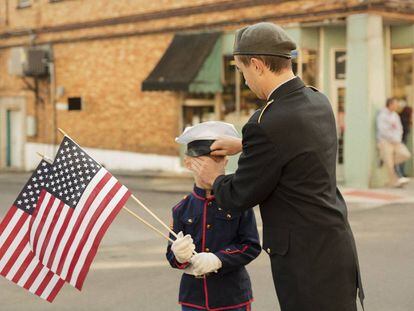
[18, 0, 31, 7]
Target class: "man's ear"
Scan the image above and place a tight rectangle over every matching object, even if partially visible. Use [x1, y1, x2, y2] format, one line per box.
[250, 58, 265, 75]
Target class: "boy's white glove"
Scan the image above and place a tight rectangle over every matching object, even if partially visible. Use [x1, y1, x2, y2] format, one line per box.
[171, 231, 195, 263]
[191, 252, 222, 276]
[183, 265, 195, 276]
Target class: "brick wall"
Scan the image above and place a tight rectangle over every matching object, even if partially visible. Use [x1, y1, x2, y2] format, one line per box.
[53, 34, 180, 155]
[0, 0, 407, 158]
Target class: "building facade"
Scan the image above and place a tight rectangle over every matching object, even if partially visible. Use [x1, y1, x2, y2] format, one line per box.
[0, 0, 413, 188]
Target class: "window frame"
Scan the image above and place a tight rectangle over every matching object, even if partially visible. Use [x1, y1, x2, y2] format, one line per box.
[17, 0, 31, 9]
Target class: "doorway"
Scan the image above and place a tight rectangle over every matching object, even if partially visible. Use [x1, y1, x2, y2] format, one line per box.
[392, 49, 413, 176]
[0, 97, 25, 170]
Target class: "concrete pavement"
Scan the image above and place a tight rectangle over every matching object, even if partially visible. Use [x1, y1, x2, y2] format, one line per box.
[0, 172, 413, 310]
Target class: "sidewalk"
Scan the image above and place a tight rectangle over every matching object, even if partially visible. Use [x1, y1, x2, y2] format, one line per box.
[340, 181, 414, 210]
[119, 172, 414, 210]
[1, 171, 413, 209]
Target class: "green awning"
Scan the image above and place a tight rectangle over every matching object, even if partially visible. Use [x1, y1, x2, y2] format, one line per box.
[142, 32, 222, 93]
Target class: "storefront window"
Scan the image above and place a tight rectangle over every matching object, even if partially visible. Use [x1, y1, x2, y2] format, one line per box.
[222, 55, 236, 115]
[182, 93, 215, 128]
[302, 50, 318, 86]
[222, 56, 261, 124]
[292, 49, 318, 86]
[392, 49, 413, 103]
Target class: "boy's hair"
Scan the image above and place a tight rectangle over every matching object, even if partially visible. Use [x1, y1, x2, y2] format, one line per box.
[237, 55, 292, 73]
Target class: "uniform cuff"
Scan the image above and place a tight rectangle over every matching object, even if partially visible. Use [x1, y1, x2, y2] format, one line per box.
[174, 259, 191, 269]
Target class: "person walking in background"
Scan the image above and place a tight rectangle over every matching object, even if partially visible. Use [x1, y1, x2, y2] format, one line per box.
[397, 98, 413, 177]
[377, 97, 411, 187]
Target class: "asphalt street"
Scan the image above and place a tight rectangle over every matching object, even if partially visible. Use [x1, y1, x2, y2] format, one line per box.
[0, 173, 413, 310]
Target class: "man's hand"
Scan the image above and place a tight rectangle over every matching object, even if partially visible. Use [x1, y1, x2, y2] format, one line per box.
[171, 231, 195, 263]
[191, 252, 222, 276]
[189, 156, 227, 188]
[210, 136, 242, 156]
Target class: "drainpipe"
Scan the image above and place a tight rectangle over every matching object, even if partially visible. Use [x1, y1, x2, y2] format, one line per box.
[48, 46, 58, 153]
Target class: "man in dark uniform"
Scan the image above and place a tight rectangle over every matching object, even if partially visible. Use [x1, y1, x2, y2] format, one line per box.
[189, 22, 364, 311]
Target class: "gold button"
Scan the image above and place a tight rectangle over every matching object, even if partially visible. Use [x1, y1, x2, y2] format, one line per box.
[206, 224, 212, 229]
[226, 214, 232, 219]
[205, 248, 210, 252]
[208, 202, 212, 206]
[188, 218, 193, 223]
[267, 248, 271, 253]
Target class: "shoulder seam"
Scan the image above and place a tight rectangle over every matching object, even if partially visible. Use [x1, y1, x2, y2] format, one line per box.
[172, 196, 188, 212]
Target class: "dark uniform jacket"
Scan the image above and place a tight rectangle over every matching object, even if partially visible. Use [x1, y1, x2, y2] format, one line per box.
[166, 186, 261, 310]
[213, 77, 364, 311]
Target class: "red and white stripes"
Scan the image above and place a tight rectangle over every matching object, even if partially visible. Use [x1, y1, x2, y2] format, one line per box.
[0, 206, 65, 302]
[29, 168, 131, 290]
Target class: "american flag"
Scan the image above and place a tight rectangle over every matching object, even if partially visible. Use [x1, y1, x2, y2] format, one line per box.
[29, 136, 131, 290]
[0, 160, 65, 302]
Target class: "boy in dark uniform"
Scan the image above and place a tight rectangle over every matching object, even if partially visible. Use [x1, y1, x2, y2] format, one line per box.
[166, 121, 261, 311]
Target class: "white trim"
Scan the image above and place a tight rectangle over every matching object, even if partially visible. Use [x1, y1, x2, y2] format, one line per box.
[25, 143, 185, 173]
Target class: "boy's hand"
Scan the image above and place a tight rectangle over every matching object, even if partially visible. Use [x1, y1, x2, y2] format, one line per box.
[191, 252, 222, 276]
[210, 136, 242, 156]
[189, 156, 226, 187]
[171, 231, 195, 263]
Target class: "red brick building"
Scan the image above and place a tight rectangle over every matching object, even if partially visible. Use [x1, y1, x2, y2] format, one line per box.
[0, 0, 413, 185]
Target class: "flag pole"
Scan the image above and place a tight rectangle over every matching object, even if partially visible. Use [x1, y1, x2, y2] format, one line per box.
[36, 152, 174, 244]
[56, 128, 178, 238]
[130, 194, 178, 238]
[122, 206, 174, 243]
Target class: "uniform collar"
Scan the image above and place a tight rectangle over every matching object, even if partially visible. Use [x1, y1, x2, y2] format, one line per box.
[192, 185, 215, 201]
[267, 76, 305, 102]
[267, 76, 296, 100]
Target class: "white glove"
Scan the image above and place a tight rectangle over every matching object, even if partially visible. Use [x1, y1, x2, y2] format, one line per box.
[171, 231, 195, 263]
[191, 252, 222, 276]
[183, 265, 195, 276]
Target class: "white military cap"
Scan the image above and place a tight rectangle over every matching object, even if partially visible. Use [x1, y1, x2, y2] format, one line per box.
[176, 121, 239, 157]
